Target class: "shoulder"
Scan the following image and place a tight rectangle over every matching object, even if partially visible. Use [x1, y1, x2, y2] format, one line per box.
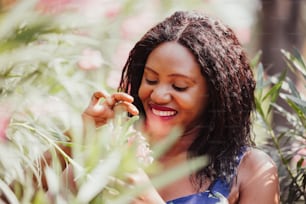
[239, 148, 276, 172]
[234, 148, 280, 203]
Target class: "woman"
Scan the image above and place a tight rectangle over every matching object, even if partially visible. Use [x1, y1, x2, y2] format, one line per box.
[83, 11, 280, 204]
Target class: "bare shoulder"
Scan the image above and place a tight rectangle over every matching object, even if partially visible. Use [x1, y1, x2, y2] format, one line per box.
[235, 148, 280, 204]
[240, 148, 276, 171]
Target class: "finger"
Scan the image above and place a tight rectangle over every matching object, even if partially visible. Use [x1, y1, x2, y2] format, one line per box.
[125, 168, 147, 185]
[92, 110, 114, 126]
[114, 101, 139, 116]
[125, 174, 139, 185]
[104, 92, 134, 108]
[91, 91, 110, 105]
[93, 118, 108, 126]
[91, 105, 115, 119]
[130, 196, 145, 204]
[112, 92, 134, 103]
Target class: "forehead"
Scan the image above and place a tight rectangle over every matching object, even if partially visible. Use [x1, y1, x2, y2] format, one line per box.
[145, 41, 202, 78]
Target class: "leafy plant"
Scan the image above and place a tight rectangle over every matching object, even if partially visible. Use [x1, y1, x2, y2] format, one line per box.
[254, 49, 306, 203]
[0, 1, 208, 203]
[2, 0, 304, 203]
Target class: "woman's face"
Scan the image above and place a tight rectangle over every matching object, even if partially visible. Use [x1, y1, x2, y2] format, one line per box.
[138, 41, 209, 141]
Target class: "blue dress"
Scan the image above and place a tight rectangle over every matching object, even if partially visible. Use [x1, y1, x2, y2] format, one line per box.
[166, 149, 246, 204]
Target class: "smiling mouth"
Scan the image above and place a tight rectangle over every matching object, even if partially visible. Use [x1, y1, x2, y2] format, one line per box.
[151, 108, 177, 117]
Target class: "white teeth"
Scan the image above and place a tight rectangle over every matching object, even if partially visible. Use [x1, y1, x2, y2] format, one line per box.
[152, 108, 176, 116]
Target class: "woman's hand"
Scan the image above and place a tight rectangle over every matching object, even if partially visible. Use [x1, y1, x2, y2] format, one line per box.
[127, 168, 165, 204]
[82, 91, 139, 127]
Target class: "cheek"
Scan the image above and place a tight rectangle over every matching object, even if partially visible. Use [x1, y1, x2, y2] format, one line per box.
[178, 91, 208, 115]
[138, 82, 150, 102]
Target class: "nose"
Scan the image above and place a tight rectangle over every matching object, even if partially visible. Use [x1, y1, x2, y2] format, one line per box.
[150, 84, 171, 104]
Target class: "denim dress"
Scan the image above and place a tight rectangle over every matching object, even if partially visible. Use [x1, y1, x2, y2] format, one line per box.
[166, 148, 247, 204]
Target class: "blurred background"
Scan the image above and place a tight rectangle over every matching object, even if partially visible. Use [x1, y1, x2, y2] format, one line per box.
[2, 0, 305, 88]
[1, 0, 305, 92]
[0, 0, 305, 203]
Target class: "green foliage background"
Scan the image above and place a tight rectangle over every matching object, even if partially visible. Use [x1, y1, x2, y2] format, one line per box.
[0, 0, 305, 203]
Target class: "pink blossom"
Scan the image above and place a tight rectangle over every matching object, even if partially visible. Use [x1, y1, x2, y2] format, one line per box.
[0, 104, 11, 142]
[292, 148, 306, 168]
[106, 69, 121, 89]
[74, 0, 119, 20]
[136, 142, 154, 165]
[104, 2, 121, 19]
[78, 48, 104, 70]
[0, 102, 13, 142]
[127, 132, 153, 166]
[108, 42, 134, 89]
[127, 134, 136, 146]
[111, 41, 134, 70]
[120, 12, 155, 40]
[0, 116, 9, 142]
[233, 27, 251, 44]
[37, 0, 75, 13]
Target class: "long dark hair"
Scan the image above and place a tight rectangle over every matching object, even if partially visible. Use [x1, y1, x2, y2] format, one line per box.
[118, 11, 255, 189]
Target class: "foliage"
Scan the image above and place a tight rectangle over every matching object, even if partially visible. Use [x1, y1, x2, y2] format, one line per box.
[0, 0, 305, 203]
[254, 49, 306, 203]
[0, 0, 208, 203]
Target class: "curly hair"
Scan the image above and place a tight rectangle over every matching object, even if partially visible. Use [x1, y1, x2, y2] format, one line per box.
[118, 11, 256, 189]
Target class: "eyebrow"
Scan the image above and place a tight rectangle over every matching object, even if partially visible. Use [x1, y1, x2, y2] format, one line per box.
[144, 66, 197, 83]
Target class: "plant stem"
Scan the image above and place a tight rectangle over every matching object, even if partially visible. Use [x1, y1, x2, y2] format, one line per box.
[10, 122, 84, 173]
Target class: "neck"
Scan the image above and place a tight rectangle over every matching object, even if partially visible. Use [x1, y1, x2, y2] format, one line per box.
[159, 127, 199, 166]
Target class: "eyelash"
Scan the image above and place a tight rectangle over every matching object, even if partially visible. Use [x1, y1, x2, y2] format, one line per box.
[145, 79, 157, 85]
[172, 85, 188, 92]
[146, 79, 188, 92]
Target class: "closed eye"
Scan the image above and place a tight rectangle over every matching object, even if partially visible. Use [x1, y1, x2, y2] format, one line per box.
[145, 78, 158, 85]
[172, 85, 188, 92]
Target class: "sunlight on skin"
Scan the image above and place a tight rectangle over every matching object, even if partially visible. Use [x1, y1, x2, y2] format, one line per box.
[234, 150, 280, 204]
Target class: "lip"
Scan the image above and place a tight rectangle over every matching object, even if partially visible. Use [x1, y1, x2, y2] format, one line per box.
[149, 103, 177, 112]
[148, 103, 178, 118]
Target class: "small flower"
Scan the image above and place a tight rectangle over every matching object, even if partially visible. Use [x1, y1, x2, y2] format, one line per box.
[0, 104, 12, 142]
[0, 116, 9, 142]
[77, 48, 104, 70]
[104, 2, 121, 19]
[128, 132, 153, 166]
[120, 12, 155, 40]
[136, 142, 154, 165]
[37, 0, 74, 13]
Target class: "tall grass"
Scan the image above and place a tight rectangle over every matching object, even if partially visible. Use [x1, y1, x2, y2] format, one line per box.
[0, 1, 305, 203]
[0, 1, 208, 203]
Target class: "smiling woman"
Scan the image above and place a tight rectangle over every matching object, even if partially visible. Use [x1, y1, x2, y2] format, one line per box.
[82, 11, 280, 204]
[138, 42, 208, 143]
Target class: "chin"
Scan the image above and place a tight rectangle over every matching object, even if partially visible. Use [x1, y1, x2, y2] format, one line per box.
[146, 121, 184, 145]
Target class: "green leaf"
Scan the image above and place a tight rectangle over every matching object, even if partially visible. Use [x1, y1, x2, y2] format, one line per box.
[77, 150, 122, 203]
[292, 48, 306, 71]
[151, 126, 183, 160]
[262, 70, 287, 113]
[0, 0, 38, 40]
[32, 189, 51, 204]
[111, 156, 207, 204]
[276, 132, 287, 143]
[282, 94, 306, 112]
[284, 96, 306, 127]
[0, 179, 19, 204]
[150, 156, 207, 189]
[281, 49, 306, 79]
[255, 96, 266, 119]
[250, 50, 262, 68]
[286, 77, 301, 99]
[255, 63, 265, 100]
[296, 158, 304, 169]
